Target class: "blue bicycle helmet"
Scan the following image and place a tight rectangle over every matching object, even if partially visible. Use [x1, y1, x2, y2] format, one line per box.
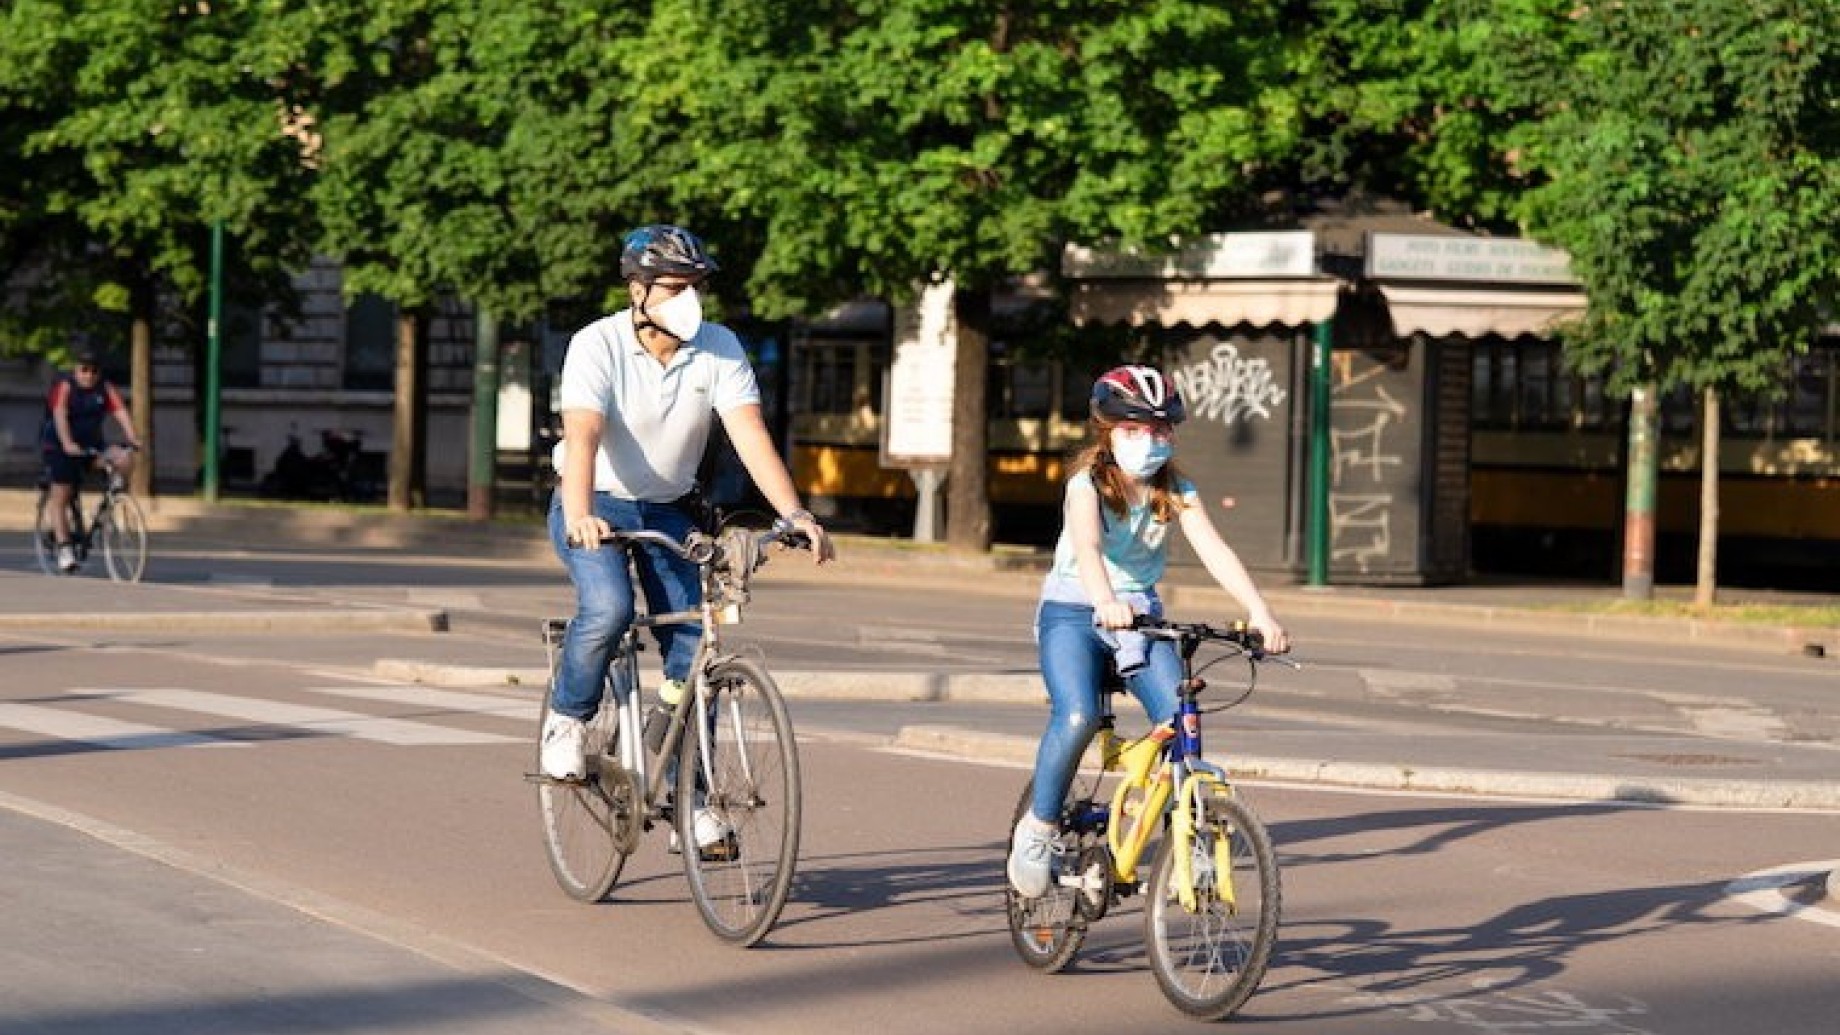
[619, 224, 718, 283]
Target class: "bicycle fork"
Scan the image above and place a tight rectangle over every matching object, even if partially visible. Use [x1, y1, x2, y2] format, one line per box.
[1171, 771, 1238, 913]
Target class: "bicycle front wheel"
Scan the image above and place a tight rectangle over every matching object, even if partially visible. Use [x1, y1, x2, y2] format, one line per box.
[1143, 783, 1281, 1021]
[99, 494, 148, 582]
[31, 491, 57, 575]
[675, 657, 801, 946]
[536, 693, 632, 902]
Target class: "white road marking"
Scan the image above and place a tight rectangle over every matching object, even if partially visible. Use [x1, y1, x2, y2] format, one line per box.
[95, 688, 516, 746]
[0, 702, 241, 751]
[1725, 859, 1840, 929]
[295, 683, 535, 722]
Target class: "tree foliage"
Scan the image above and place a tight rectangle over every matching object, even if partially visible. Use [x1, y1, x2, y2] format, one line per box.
[1511, 0, 1840, 397]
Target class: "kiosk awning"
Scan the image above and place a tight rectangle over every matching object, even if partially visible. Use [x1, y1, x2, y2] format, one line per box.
[1070, 280, 1341, 330]
[1377, 285, 1587, 339]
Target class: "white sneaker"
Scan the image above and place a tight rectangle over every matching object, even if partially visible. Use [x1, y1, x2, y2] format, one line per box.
[669, 809, 735, 859]
[55, 544, 78, 573]
[1007, 815, 1058, 898]
[539, 711, 587, 781]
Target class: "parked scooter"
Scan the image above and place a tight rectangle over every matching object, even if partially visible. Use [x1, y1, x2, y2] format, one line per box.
[259, 426, 371, 502]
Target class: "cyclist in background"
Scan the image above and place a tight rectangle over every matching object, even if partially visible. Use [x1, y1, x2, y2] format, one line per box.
[1007, 364, 1289, 898]
[40, 349, 141, 573]
[543, 225, 835, 799]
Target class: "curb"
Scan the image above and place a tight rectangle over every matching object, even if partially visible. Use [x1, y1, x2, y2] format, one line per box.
[0, 609, 449, 634]
[889, 725, 1840, 811]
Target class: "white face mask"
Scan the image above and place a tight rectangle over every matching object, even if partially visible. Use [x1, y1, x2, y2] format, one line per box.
[645, 286, 703, 341]
[1110, 430, 1172, 479]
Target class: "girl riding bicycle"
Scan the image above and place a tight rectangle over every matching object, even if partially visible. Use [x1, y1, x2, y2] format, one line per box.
[1007, 364, 1290, 898]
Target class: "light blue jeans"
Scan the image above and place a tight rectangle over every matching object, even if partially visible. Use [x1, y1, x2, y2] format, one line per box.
[1028, 599, 1182, 823]
[547, 492, 702, 720]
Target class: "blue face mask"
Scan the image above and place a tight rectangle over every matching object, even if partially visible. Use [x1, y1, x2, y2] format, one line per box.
[1111, 432, 1172, 479]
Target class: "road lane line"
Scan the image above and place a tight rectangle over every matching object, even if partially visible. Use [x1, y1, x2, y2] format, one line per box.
[294, 683, 535, 722]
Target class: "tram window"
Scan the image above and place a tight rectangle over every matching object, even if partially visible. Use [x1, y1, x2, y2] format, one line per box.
[1520, 347, 1554, 427]
[792, 340, 881, 416]
[1000, 362, 1055, 418]
[1471, 347, 1496, 424]
[1786, 351, 1832, 438]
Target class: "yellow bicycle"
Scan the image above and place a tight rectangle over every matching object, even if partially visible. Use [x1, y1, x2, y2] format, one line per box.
[1005, 619, 1287, 1021]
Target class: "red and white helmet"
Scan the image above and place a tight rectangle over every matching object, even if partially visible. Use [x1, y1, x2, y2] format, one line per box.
[1091, 365, 1186, 425]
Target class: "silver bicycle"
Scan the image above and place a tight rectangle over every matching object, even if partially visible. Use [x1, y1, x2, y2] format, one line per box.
[532, 520, 807, 947]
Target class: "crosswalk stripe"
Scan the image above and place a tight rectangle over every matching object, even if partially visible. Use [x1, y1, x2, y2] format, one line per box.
[295, 683, 536, 723]
[98, 688, 517, 746]
[0, 702, 241, 751]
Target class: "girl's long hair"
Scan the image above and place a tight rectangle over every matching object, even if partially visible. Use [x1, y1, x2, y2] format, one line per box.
[1071, 416, 1188, 524]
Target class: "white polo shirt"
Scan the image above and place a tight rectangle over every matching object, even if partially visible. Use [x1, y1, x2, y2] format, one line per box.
[554, 309, 762, 501]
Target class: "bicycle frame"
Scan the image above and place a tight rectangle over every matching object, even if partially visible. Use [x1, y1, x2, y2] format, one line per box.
[1067, 628, 1249, 900]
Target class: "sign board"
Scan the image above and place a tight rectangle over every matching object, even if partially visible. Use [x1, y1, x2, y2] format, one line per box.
[881, 278, 956, 467]
[1367, 233, 1577, 285]
[1063, 231, 1317, 280]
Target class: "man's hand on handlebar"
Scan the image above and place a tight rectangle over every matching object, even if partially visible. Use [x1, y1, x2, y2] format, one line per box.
[565, 514, 612, 550]
[779, 511, 835, 565]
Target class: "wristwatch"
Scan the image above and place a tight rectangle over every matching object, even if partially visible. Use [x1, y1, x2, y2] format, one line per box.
[781, 508, 816, 526]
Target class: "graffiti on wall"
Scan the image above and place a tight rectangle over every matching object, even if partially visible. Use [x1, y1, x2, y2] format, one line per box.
[1170, 343, 1288, 427]
[1330, 349, 1408, 571]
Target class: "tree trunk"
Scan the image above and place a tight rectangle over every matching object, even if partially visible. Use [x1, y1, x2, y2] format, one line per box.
[946, 286, 991, 553]
[129, 276, 156, 499]
[1694, 386, 1719, 609]
[1621, 382, 1658, 600]
[387, 308, 427, 511]
[467, 307, 500, 521]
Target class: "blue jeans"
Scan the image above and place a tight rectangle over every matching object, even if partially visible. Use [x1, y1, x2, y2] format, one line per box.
[547, 492, 703, 720]
[1028, 599, 1181, 823]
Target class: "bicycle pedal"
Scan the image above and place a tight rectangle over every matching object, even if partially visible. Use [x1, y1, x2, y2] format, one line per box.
[524, 771, 589, 786]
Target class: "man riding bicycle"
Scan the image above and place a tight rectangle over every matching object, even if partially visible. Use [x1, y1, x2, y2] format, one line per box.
[543, 225, 835, 821]
[40, 349, 141, 573]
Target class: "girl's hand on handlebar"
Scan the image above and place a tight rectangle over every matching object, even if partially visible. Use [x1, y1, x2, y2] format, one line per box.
[565, 514, 611, 549]
[1094, 599, 1135, 630]
[1247, 613, 1290, 655]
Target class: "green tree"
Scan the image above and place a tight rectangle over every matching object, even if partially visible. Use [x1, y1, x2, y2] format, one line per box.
[0, 0, 319, 494]
[1512, 0, 1840, 601]
[261, 0, 650, 510]
[621, 0, 1301, 551]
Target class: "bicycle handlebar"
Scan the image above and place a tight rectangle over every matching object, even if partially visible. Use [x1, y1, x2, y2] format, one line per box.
[1130, 616, 1282, 662]
[571, 522, 811, 569]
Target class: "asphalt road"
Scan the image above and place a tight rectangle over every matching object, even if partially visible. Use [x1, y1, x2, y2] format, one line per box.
[1, 542, 1837, 1033]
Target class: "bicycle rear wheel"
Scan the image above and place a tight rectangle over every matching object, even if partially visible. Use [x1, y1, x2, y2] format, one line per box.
[675, 657, 800, 946]
[1004, 771, 1108, 973]
[536, 689, 632, 903]
[99, 494, 148, 583]
[1143, 784, 1280, 1020]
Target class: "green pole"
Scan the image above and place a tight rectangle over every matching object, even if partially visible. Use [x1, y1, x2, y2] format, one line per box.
[203, 220, 224, 503]
[467, 307, 500, 520]
[1306, 318, 1333, 586]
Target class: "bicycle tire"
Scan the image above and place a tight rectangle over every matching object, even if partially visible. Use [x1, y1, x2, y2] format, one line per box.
[536, 684, 632, 903]
[31, 490, 57, 575]
[1004, 770, 1109, 973]
[99, 493, 148, 583]
[675, 656, 801, 946]
[1143, 783, 1280, 1021]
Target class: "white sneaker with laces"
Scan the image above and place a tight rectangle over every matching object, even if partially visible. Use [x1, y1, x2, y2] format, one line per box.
[1007, 814, 1058, 898]
[55, 543, 78, 573]
[539, 711, 587, 781]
